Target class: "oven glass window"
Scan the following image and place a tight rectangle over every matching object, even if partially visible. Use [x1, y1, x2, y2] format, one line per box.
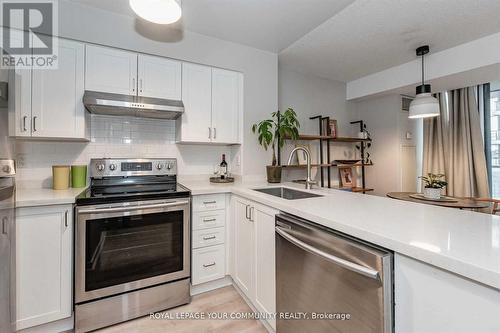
[85, 210, 183, 291]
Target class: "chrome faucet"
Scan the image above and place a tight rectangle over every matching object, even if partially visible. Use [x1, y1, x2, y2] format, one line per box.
[287, 146, 317, 190]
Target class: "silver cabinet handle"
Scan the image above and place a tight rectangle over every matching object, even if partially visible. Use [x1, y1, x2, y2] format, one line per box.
[64, 210, 69, 227]
[208, 127, 212, 139]
[132, 78, 136, 92]
[203, 235, 216, 240]
[2, 217, 8, 235]
[32, 116, 37, 132]
[245, 205, 249, 220]
[22, 115, 27, 132]
[203, 218, 217, 223]
[213, 127, 216, 139]
[78, 200, 189, 214]
[275, 226, 381, 281]
[249, 206, 255, 222]
[203, 201, 216, 205]
[203, 262, 216, 268]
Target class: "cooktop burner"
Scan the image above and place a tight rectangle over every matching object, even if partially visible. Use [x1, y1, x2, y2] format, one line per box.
[76, 158, 190, 206]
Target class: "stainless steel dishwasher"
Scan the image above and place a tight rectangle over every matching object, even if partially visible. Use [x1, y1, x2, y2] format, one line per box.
[275, 213, 393, 333]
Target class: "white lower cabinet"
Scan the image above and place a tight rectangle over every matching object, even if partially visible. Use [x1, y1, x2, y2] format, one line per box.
[191, 194, 228, 287]
[233, 196, 255, 298]
[395, 254, 500, 333]
[15, 204, 73, 331]
[192, 227, 225, 249]
[232, 196, 278, 330]
[192, 244, 226, 285]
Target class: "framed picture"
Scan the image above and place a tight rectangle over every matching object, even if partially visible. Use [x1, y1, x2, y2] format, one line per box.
[321, 118, 338, 137]
[329, 119, 338, 138]
[339, 166, 355, 188]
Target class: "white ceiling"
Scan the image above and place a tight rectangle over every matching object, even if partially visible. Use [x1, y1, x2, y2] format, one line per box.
[68, 0, 355, 53]
[68, 0, 500, 82]
[280, 0, 500, 82]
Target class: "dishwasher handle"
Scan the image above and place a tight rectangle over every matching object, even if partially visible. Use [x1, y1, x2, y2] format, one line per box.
[276, 226, 381, 281]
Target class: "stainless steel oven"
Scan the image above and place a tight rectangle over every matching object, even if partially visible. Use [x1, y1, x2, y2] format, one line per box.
[75, 197, 190, 303]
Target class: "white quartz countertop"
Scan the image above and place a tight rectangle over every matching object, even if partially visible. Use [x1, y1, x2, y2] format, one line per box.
[15, 178, 500, 290]
[16, 187, 87, 208]
[180, 179, 500, 290]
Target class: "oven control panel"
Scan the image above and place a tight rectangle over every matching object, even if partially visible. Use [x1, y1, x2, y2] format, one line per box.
[90, 158, 177, 178]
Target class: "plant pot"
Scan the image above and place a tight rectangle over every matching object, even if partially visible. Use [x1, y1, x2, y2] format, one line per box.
[423, 187, 441, 200]
[266, 166, 282, 183]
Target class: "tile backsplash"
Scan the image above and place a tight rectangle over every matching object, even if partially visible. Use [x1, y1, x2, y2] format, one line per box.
[15, 115, 236, 188]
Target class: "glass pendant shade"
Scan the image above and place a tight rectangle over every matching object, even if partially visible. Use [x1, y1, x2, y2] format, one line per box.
[129, 0, 182, 24]
[409, 93, 440, 119]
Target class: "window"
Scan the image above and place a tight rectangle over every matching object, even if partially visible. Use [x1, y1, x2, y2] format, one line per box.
[487, 86, 500, 198]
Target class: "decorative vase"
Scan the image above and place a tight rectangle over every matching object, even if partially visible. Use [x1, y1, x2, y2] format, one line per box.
[266, 166, 282, 183]
[423, 187, 441, 200]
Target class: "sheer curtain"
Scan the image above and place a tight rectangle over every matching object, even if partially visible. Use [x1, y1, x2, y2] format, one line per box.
[423, 86, 490, 198]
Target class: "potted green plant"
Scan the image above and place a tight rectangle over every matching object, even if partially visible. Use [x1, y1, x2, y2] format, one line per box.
[420, 173, 447, 199]
[252, 108, 300, 183]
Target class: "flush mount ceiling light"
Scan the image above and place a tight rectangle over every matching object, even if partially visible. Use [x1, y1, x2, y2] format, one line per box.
[129, 0, 182, 24]
[409, 45, 440, 119]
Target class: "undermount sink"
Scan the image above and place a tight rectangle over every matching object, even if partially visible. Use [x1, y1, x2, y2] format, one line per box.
[253, 187, 323, 200]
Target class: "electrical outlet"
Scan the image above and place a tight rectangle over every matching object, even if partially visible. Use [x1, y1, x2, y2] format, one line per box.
[16, 154, 26, 168]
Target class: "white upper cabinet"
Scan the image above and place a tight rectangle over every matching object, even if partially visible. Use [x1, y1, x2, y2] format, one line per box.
[178, 63, 213, 143]
[137, 54, 181, 100]
[177, 64, 242, 144]
[31, 39, 86, 139]
[8, 30, 32, 137]
[85, 45, 137, 95]
[211, 68, 242, 144]
[8, 36, 88, 140]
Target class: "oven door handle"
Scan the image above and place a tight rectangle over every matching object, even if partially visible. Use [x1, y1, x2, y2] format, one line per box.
[78, 200, 189, 214]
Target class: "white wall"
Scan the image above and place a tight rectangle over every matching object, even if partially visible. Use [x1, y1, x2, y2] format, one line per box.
[278, 66, 357, 184]
[13, 0, 278, 183]
[354, 95, 400, 195]
[353, 94, 422, 196]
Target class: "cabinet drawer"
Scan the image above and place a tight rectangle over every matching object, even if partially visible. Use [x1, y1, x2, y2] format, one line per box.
[193, 210, 225, 230]
[192, 227, 225, 249]
[192, 244, 225, 285]
[193, 194, 226, 211]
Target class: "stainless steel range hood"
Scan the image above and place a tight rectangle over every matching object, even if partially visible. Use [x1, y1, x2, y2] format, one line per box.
[83, 91, 184, 120]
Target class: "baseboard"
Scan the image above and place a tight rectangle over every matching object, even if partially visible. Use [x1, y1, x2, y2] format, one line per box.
[231, 282, 275, 333]
[190, 276, 233, 296]
[16, 316, 73, 333]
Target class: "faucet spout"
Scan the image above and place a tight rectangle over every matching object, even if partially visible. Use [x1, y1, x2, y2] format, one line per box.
[287, 147, 317, 190]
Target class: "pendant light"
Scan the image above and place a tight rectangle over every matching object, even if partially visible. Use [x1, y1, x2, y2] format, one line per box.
[129, 0, 182, 25]
[408, 45, 440, 119]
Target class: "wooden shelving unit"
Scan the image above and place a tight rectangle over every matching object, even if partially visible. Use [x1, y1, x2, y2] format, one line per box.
[286, 134, 371, 142]
[278, 114, 372, 193]
[283, 162, 373, 169]
[282, 163, 331, 169]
